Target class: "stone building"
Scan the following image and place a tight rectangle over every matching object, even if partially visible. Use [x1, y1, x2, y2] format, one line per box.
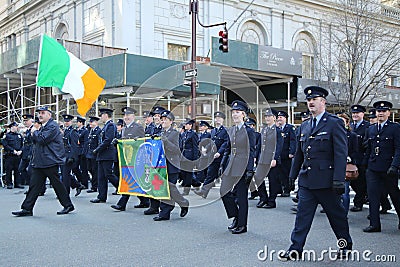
[1, 0, 399, 125]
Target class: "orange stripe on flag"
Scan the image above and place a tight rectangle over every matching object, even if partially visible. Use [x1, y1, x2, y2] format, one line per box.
[76, 68, 106, 116]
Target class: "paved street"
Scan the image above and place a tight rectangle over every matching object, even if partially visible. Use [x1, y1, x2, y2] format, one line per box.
[1, 183, 399, 267]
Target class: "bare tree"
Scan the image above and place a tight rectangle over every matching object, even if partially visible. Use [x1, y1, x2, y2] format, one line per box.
[317, 0, 400, 108]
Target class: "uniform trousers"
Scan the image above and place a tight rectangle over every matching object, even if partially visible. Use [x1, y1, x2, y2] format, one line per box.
[87, 158, 98, 190]
[62, 161, 81, 195]
[5, 155, 21, 186]
[97, 160, 119, 201]
[21, 165, 72, 211]
[289, 186, 352, 252]
[257, 167, 280, 206]
[18, 158, 31, 185]
[366, 170, 400, 228]
[77, 155, 89, 188]
[159, 173, 189, 219]
[221, 175, 248, 227]
[350, 165, 367, 208]
[279, 159, 292, 194]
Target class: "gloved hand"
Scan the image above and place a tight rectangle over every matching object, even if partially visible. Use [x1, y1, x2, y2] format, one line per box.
[66, 158, 74, 165]
[245, 170, 254, 185]
[387, 166, 398, 178]
[93, 148, 99, 155]
[289, 178, 295, 191]
[218, 167, 224, 177]
[332, 181, 345, 195]
[111, 138, 119, 145]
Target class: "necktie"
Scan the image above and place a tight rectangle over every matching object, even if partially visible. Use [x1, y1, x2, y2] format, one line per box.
[378, 124, 381, 132]
[353, 123, 358, 130]
[311, 118, 317, 132]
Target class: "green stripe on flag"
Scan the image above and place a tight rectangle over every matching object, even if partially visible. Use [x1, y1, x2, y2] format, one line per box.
[36, 35, 70, 89]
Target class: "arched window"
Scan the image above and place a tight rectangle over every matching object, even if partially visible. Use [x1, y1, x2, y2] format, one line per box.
[54, 23, 69, 40]
[239, 21, 267, 45]
[294, 32, 316, 79]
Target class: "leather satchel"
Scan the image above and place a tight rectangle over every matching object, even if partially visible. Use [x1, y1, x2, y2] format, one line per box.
[345, 164, 359, 180]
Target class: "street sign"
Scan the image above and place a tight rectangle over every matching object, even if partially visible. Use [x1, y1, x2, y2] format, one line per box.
[185, 69, 198, 78]
[182, 62, 195, 71]
[183, 78, 199, 87]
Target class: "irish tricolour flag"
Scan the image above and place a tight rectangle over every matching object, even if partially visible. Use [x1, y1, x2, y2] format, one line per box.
[36, 35, 106, 116]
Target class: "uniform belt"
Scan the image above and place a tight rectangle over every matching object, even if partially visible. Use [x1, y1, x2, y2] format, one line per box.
[232, 148, 237, 155]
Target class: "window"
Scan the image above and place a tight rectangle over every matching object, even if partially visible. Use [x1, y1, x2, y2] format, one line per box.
[239, 20, 267, 45]
[294, 33, 316, 79]
[168, 44, 189, 61]
[387, 76, 400, 87]
[6, 34, 16, 50]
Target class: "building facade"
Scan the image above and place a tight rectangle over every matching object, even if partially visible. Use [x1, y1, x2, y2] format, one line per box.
[1, 0, 400, 124]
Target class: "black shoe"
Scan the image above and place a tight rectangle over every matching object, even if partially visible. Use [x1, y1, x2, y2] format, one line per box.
[231, 226, 247, 234]
[337, 248, 352, 260]
[256, 201, 267, 208]
[112, 190, 119, 195]
[263, 204, 276, 209]
[290, 207, 298, 213]
[144, 208, 159, 215]
[111, 204, 126, 211]
[38, 192, 45, 196]
[292, 197, 298, 203]
[57, 205, 75, 215]
[350, 206, 362, 212]
[228, 218, 238, 230]
[24, 190, 28, 195]
[134, 203, 149, 208]
[153, 216, 169, 221]
[180, 207, 188, 217]
[7, 185, 13, 189]
[14, 185, 24, 189]
[380, 209, 389, 214]
[75, 188, 82, 197]
[363, 225, 381, 233]
[278, 250, 301, 261]
[12, 209, 33, 217]
[193, 189, 206, 199]
[320, 209, 326, 213]
[87, 189, 97, 193]
[90, 198, 106, 203]
[279, 192, 290, 197]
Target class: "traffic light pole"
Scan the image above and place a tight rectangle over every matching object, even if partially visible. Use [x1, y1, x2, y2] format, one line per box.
[190, 0, 197, 119]
[189, 0, 226, 120]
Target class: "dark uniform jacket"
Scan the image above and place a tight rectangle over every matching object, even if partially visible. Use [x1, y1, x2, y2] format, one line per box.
[21, 126, 34, 160]
[180, 129, 199, 161]
[31, 118, 65, 168]
[86, 126, 101, 159]
[209, 125, 229, 161]
[280, 123, 296, 159]
[347, 129, 359, 164]
[63, 126, 80, 161]
[161, 127, 181, 174]
[363, 120, 400, 172]
[351, 120, 369, 165]
[121, 122, 145, 139]
[96, 120, 117, 162]
[254, 131, 261, 164]
[145, 123, 163, 137]
[223, 124, 256, 177]
[2, 131, 23, 156]
[258, 125, 284, 165]
[77, 126, 89, 156]
[289, 112, 348, 189]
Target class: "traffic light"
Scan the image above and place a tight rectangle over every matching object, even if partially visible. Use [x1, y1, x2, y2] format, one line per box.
[219, 28, 228, 53]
